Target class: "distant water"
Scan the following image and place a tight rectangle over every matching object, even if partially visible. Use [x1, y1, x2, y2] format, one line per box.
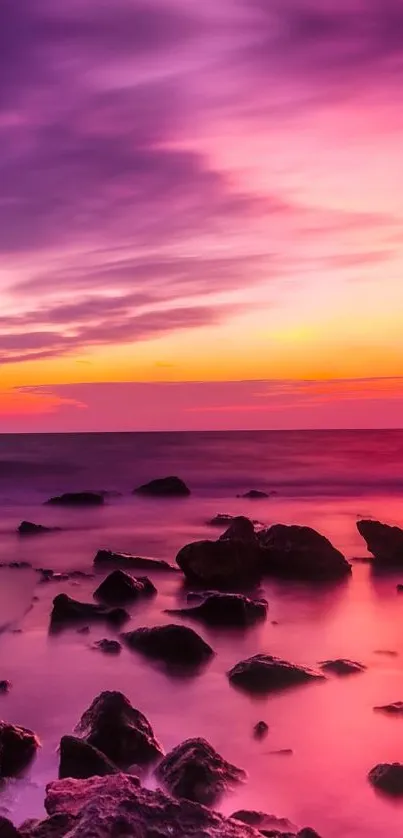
[0, 430, 403, 837]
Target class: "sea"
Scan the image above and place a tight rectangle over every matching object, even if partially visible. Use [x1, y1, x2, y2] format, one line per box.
[0, 429, 403, 837]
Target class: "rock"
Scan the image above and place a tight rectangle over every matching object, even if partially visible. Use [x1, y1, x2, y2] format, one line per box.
[397, 584, 403, 593]
[230, 810, 297, 836]
[357, 519, 403, 565]
[45, 492, 104, 506]
[319, 659, 366, 676]
[18, 521, 56, 535]
[94, 549, 176, 572]
[122, 624, 214, 668]
[59, 735, 119, 779]
[0, 562, 32, 570]
[93, 639, 121, 655]
[0, 817, 20, 838]
[38, 569, 94, 584]
[167, 592, 267, 627]
[368, 762, 403, 795]
[373, 649, 398, 656]
[219, 516, 258, 542]
[176, 538, 262, 589]
[77, 626, 90, 635]
[208, 514, 235, 527]
[94, 570, 156, 605]
[133, 476, 190, 497]
[238, 490, 269, 499]
[75, 691, 163, 768]
[373, 701, 403, 714]
[253, 721, 269, 739]
[50, 594, 129, 628]
[0, 680, 11, 693]
[156, 737, 245, 805]
[258, 524, 351, 580]
[269, 749, 294, 756]
[228, 654, 324, 695]
[0, 721, 39, 777]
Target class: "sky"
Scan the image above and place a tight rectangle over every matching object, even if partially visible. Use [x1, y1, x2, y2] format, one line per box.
[1, 0, 403, 431]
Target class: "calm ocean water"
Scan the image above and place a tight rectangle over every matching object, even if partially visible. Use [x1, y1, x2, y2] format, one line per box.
[0, 430, 403, 836]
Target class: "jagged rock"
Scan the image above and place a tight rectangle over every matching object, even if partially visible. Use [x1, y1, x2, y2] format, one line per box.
[93, 639, 121, 655]
[59, 735, 119, 779]
[133, 476, 190, 497]
[45, 492, 104, 506]
[228, 654, 324, 695]
[50, 594, 128, 628]
[373, 701, 403, 714]
[0, 721, 39, 777]
[230, 810, 297, 836]
[238, 490, 269, 499]
[75, 691, 163, 768]
[253, 721, 269, 739]
[0, 680, 11, 693]
[166, 592, 267, 627]
[94, 570, 156, 605]
[319, 659, 366, 676]
[0, 817, 20, 838]
[18, 521, 56, 536]
[357, 519, 403, 565]
[122, 624, 214, 668]
[156, 737, 245, 805]
[368, 762, 403, 795]
[258, 524, 351, 580]
[94, 549, 176, 572]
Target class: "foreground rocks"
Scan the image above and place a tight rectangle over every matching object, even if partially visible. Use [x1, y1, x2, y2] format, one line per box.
[156, 737, 245, 805]
[122, 624, 214, 668]
[94, 570, 156, 604]
[0, 721, 39, 777]
[45, 492, 104, 506]
[50, 594, 129, 628]
[133, 476, 191, 497]
[58, 735, 119, 779]
[228, 654, 324, 695]
[258, 524, 351, 581]
[94, 548, 176, 572]
[357, 519, 403, 566]
[368, 762, 403, 795]
[75, 691, 163, 768]
[167, 591, 267, 627]
[373, 701, 403, 715]
[319, 659, 366, 676]
[18, 521, 57, 536]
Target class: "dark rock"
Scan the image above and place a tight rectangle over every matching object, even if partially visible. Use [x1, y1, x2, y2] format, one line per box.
[368, 762, 403, 795]
[45, 492, 104, 507]
[373, 701, 403, 714]
[176, 538, 262, 589]
[238, 490, 269, 499]
[0, 562, 32, 570]
[19, 813, 77, 838]
[219, 516, 258, 543]
[357, 519, 403, 565]
[167, 592, 267, 627]
[0, 680, 11, 693]
[133, 476, 190, 497]
[94, 570, 156, 605]
[319, 659, 366, 676]
[297, 831, 321, 838]
[122, 624, 214, 668]
[156, 737, 245, 805]
[0, 817, 20, 838]
[93, 639, 121, 655]
[397, 584, 403, 592]
[258, 524, 351, 580]
[59, 735, 119, 779]
[208, 514, 235, 527]
[75, 691, 163, 768]
[228, 654, 324, 695]
[253, 721, 269, 739]
[0, 721, 39, 777]
[373, 649, 398, 656]
[230, 810, 297, 836]
[269, 749, 294, 756]
[38, 569, 94, 584]
[94, 549, 176, 572]
[50, 594, 129, 628]
[18, 521, 56, 536]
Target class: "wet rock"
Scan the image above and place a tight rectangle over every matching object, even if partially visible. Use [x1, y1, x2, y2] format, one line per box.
[0, 721, 39, 777]
[176, 538, 262, 589]
[319, 659, 366, 676]
[373, 701, 403, 715]
[228, 654, 324, 695]
[238, 490, 269, 499]
[0, 817, 20, 838]
[167, 592, 267, 627]
[59, 735, 119, 779]
[45, 491, 104, 507]
[18, 521, 56, 536]
[357, 519, 403, 566]
[253, 721, 269, 739]
[258, 524, 351, 580]
[122, 623, 214, 668]
[93, 639, 121, 655]
[94, 570, 156, 605]
[368, 762, 403, 795]
[0, 680, 11, 693]
[133, 476, 190, 497]
[94, 549, 176, 573]
[50, 594, 129, 628]
[75, 691, 163, 768]
[156, 737, 245, 805]
[230, 810, 297, 836]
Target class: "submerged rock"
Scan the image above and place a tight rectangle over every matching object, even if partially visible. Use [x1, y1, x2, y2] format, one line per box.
[238, 490, 269, 499]
[373, 701, 403, 715]
[368, 762, 403, 795]
[93, 639, 121, 655]
[156, 737, 245, 805]
[253, 721, 269, 739]
[133, 476, 190, 497]
[122, 624, 214, 668]
[45, 491, 104, 506]
[319, 659, 366, 676]
[356, 519, 403, 566]
[94, 549, 176, 572]
[50, 594, 129, 628]
[208, 514, 235, 527]
[230, 809, 297, 836]
[258, 524, 351, 580]
[18, 521, 56, 536]
[75, 691, 163, 768]
[228, 654, 324, 695]
[0, 721, 39, 777]
[94, 570, 156, 604]
[176, 538, 262, 589]
[167, 591, 267, 627]
[59, 735, 119, 779]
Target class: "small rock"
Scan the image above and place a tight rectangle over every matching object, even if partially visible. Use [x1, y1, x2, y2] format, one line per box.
[94, 570, 156, 605]
[357, 519, 403, 566]
[133, 476, 190, 497]
[0, 680, 11, 693]
[0, 721, 40, 777]
[166, 592, 267, 627]
[228, 654, 324, 695]
[59, 735, 119, 779]
[368, 762, 403, 795]
[219, 516, 258, 543]
[122, 624, 214, 668]
[155, 737, 245, 805]
[373, 649, 398, 656]
[230, 810, 296, 835]
[253, 721, 269, 739]
[319, 659, 366, 676]
[373, 701, 403, 715]
[238, 490, 269, 499]
[45, 491, 104, 506]
[50, 594, 129, 628]
[208, 514, 235, 527]
[93, 639, 121, 655]
[18, 521, 56, 535]
[94, 549, 175, 573]
[269, 749, 294, 756]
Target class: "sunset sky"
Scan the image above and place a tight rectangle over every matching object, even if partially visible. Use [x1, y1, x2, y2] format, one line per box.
[1, 0, 403, 431]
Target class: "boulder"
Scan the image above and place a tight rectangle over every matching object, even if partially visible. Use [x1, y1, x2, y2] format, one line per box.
[93, 639, 121, 655]
[94, 549, 176, 573]
[356, 519, 403, 565]
[258, 524, 351, 580]
[228, 654, 324, 695]
[319, 659, 366, 676]
[18, 521, 56, 536]
[45, 492, 104, 506]
[155, 737, 245, 805]
[133, 476, 190, 497]
[0, 721, 39, 777]
[166, 592, 267, 627]
[368, 762, 403, 795]
[75, 691, 163, 768]
[238, 490, 269, 499]
[176, 538, 262, 589]
[50, 594, 129, 628]
[94, 570, 156, 605]
[373, 701, 403, 714]
[0, 817, 20, 838]
[230, 810, 297, 836]
[59, 735, 119, 779]
[253, 721, 269, 739]
[122, 624, 214, 668]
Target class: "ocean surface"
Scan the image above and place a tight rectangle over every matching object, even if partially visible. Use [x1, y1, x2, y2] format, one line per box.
[0, 429, 403, 836]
